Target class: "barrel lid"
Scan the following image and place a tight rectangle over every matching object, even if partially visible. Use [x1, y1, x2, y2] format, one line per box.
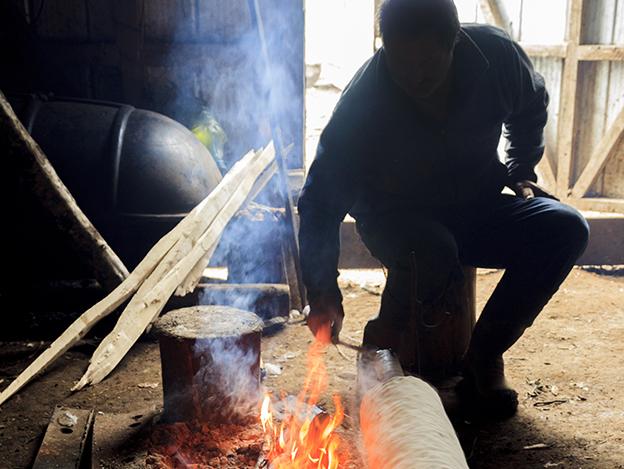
[153, 306, 263, 340]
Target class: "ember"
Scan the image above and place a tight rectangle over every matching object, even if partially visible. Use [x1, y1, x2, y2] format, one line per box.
[260, 326, 344, 468]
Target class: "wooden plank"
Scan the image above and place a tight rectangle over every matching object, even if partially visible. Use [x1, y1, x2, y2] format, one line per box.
[577, 44, 624, 60]
[537, 149, 557, 190]
[0, 91, 129, 290]
[73, 145, 277, 391]
[571, 105, 624, 197]
[478, 0, 511, 32]
[555, 0, 584, 196]
[601, 2, 624, 197]
[568, 197, 624, 214]
[32, 407, 94, 469]
[522, 44, 568, 58]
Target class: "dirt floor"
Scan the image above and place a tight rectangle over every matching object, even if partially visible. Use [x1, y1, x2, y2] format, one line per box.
[1, 267, 623, 468]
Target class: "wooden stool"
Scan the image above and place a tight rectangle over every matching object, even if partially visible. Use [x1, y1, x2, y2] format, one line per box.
[153, 306, 264, 423]
[403, 266, 476, 382]
[364, 266, 476, 384]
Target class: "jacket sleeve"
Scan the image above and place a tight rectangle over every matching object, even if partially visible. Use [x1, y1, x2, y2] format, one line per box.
[502, 39, 549, 184]
[298, 102, 367, 305]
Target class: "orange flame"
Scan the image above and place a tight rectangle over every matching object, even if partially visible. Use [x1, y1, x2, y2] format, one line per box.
[260, 325, 344, 468]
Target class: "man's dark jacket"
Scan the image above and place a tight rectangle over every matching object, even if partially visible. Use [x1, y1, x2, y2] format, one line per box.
[298, 24, 549, 304]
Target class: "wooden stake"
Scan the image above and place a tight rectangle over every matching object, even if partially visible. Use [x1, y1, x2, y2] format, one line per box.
[72, 144, 276, 390]
[0, 146, 273, 406]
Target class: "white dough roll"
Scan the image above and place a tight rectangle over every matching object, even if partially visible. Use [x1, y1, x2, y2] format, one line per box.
[360, 376, 469, 469]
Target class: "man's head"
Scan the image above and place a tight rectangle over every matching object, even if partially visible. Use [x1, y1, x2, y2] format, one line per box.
[380, 0, 460, 99]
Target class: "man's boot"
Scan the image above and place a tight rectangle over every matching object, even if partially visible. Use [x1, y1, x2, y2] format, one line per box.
[458, 319, 527, 419]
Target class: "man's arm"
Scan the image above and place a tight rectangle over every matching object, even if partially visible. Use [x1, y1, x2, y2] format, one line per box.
[502, 39, 549, 187]
[298, 104, 366, 341]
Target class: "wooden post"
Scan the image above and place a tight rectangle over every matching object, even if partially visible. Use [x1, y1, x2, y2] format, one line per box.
[0, 90, 129, 290]
[556, 0, 584, 198]
[246, 0, 306, 312]
[478, 0, 512, 34]
[153, 306, 264, 424]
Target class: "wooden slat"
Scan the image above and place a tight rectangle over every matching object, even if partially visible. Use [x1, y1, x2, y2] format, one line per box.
[571, 106, 624, 197]
[568, 197, 624, 214]
[478, 0, 511, 33]
[522, 44, 568, 58]
[577, 44, 624, 61]
[537, 149, 557, 190]
[556, 0, 584, 197]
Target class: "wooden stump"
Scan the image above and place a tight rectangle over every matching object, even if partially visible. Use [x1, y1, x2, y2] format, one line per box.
[364, 266, 476, 383]
[405, 266, 476, 382]
[152, 306, 264, 424]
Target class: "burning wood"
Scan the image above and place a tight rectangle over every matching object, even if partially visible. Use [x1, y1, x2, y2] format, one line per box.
[259, 326, 345, 469]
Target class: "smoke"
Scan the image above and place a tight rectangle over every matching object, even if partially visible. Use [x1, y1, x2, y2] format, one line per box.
[155, 0, 304, 172]
[159, 0, 304, 423]
[192, 336, 261, 422]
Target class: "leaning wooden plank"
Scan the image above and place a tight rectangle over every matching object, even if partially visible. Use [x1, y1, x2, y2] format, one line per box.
[0, 154, 235, 407]
[0, 225, 179, 407]
[478, 0, 511, 34]
[0, 90, 129, 290]
[32, 406, 94, 469]
[0, 150, 264, 406]
[571, 106, 624, 198]
[73, 144, 276, 390]
[174, 159, 279, 297]
[131, 148, 258, 303]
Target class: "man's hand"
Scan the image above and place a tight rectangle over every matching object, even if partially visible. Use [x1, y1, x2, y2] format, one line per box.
[306, 298, 345, 344]
[511, 180, 559, 201]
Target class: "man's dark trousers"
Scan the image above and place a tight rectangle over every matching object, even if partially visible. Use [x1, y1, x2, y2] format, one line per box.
[357, 194, 590, 359]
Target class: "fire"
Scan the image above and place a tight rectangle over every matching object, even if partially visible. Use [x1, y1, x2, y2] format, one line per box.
[260, 325, 344, 468]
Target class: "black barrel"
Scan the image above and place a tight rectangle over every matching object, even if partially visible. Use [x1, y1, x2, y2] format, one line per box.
[8, 94, 222, 268]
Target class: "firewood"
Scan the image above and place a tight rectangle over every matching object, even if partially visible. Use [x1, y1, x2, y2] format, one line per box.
[72, 144, 276, 390]
[0, 144, 274, 406]
[0, 90, 129, 290]
[174, 159, 278, 297]
[0, 221, 179, 407]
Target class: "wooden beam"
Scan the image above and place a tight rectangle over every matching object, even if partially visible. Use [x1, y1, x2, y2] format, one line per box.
[555, 0, 584, 197]
[537, 149, 557, 190]
[577, 45, 624, 61]
[521, 44, 568, 58]
[571, 106, 624, 197]
[478, 0, 511, 34]
[568, 197, 624, 214]
[0, 90, 129, 290]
